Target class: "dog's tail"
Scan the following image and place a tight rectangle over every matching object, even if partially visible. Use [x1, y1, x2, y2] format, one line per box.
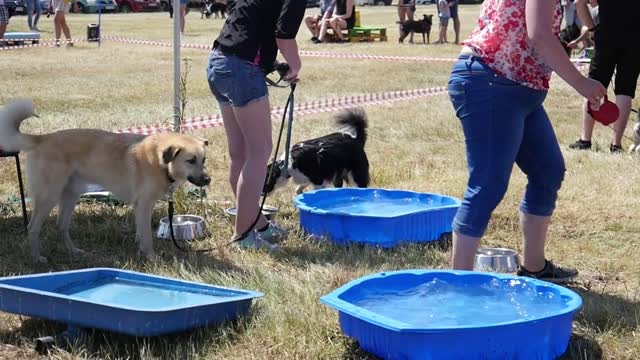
[0, 99, 40, 153]
[335, 108, 368, 145]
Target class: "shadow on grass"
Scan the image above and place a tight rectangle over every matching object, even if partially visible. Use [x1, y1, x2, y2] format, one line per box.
[0, 208, 243, 276]
[0, 310, 258, 359]
[559, 333, 603, 360]
[341, 338, 380, 360]
[271, 232, 452, 269]
[570, 286, 640, 333]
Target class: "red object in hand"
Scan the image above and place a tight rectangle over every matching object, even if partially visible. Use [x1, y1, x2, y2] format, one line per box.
[588, 96, 619, 126]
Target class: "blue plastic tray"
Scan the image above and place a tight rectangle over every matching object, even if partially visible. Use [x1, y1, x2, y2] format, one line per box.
[2, 32, 40, 44]
[294, 188, 460, 247]
[0, 268, 263, 337]
[321, 270, 582, 360]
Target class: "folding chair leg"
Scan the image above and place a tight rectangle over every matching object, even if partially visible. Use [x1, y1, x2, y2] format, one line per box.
[14, 154, 28, 232]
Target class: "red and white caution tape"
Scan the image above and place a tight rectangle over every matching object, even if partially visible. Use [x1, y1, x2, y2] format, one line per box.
[115, 86, 448, 135]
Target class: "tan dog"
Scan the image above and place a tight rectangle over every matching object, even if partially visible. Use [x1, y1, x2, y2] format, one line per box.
[0, 99, 210, 263]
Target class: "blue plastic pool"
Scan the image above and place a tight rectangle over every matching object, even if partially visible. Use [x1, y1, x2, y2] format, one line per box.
[0, 268, 263, 337]
[321, 270, 582, 360]
[293, 188, 460, 247]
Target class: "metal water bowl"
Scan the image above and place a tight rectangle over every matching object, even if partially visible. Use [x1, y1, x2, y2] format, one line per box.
[224, 206, 279, 221]
[157, 215, 207, 241]
[473, 248, 519, 273]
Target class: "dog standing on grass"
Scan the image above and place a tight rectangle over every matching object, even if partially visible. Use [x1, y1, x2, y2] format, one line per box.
[263, 108, 370, 195]
[399, 14, 433, 44]
[0, 99, 211, 263]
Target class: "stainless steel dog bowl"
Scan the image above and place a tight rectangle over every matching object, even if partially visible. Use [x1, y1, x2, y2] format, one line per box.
[157, 214, 207, 241]
[473, 248, 519, 273]
[224, 206, 278, 221]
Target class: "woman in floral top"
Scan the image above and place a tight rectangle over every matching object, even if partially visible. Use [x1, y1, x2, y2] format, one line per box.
[447, 0, 606, 283]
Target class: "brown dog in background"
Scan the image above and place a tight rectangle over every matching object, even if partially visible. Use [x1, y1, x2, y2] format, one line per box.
[0, 99, 210, 263]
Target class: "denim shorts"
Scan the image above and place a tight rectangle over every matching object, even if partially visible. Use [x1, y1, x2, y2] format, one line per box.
[439, 16, 450, 26]
[448, 56, 565, 237]
[206, 48, 268, 107]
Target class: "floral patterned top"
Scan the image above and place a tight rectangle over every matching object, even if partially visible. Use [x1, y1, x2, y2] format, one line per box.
[463, 0, 562, 90]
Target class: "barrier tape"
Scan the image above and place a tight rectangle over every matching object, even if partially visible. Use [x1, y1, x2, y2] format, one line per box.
[115, 86, 448, 135]
[103, 35, 591, 64]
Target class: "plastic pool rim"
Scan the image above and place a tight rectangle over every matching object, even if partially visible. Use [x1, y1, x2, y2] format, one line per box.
[0, 267, 264, 313]
[293, 188, 462, 219]
[320, 269, 583, 333]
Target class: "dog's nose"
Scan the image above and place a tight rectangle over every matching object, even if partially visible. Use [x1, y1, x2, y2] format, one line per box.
[201, 175, 211, 186]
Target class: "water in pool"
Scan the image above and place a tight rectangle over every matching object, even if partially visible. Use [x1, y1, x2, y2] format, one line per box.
[61, 278, 231, 309]
[353, 278, 569, 327]
[321, 195, 436, 217]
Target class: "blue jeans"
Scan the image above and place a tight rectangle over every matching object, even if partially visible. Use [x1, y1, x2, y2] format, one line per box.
[206, 48, 268, 108]
[25, 0, 41, 29]
[448, 56, 565, 237]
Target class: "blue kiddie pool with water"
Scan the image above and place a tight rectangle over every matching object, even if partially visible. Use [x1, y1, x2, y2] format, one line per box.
[294, 188, 460, 247]
[0, 268, 262, 337]
[322, 270, 582, 360]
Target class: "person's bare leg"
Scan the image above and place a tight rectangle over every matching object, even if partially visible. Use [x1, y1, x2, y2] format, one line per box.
[453, 17, 460, 44]
[580, 99, 597, 141]
[451, 231, 481, 270]
[0, 24, 6, 41]
[231, 97, 272, 238]
[519, 212, 548, 272]
[318, 19, 330, 42]
[408, 9, 414, 42]
[612, 94, 633, 146]
[180, 5, 186, 34]
[220, 104, 245, 198]
[61, 16, 72, 41]
[330, 18, 345, 41]
[54, 13, 63, 42]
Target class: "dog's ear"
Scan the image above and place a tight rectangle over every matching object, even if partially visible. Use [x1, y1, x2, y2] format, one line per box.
[162, 146, 182, 164]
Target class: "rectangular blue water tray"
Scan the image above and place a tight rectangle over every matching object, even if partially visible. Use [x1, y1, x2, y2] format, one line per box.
[0, 268, 263, 337]
[2, 32, 41, 45]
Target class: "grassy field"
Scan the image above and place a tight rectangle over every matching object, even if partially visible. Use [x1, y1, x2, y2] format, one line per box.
[1, 4, 639, 359]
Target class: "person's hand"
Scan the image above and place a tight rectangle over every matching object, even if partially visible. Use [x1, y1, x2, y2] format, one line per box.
[576, 77, 607, 110]
[284, 64, 300, 84]
[567, 39, 579, 49]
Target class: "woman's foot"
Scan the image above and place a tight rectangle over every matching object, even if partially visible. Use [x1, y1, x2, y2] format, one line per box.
[257, 222, 288, 243]
[233, 231, 280, 251]
[517, 260, 578, 284]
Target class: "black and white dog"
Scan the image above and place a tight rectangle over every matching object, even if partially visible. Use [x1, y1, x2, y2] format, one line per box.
[263, 108, 370, 195]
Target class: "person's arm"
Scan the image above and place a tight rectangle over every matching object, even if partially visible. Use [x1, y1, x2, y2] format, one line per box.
[340, 0, 353, 20]
[525, 0, 605, 105]
[275, 0, 307, 82]
[574, 0, 595, 32]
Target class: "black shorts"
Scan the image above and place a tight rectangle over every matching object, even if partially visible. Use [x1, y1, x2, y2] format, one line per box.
[589, 44, 640, 98]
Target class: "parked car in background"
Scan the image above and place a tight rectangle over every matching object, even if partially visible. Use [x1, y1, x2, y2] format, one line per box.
[306, 0, 318, 7]
[115, 0, 160, 13]
[5, 0, 27, 16]
[76, 0, 118, 13]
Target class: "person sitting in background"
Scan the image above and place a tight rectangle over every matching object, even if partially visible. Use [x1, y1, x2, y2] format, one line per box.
[318, 0, 354, 43]
[305, 0, 334, 43]
[567, 0, 598, 51]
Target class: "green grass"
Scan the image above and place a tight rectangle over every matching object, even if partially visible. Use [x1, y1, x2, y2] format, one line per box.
[1, 4, 639, 359]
